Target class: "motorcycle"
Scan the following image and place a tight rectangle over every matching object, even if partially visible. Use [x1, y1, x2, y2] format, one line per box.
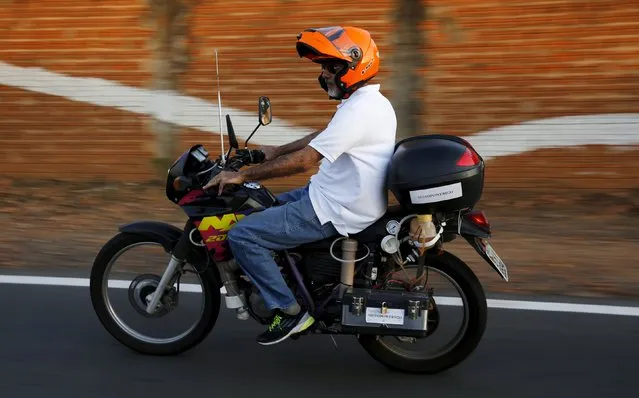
[89, 95, 509, 374]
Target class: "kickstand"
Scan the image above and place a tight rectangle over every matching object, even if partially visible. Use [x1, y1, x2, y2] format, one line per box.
[317, 321, 339, 349]
[329, 335, 339, 350]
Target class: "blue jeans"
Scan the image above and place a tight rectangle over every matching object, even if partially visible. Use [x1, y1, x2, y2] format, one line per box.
[227, 185, 338, 311]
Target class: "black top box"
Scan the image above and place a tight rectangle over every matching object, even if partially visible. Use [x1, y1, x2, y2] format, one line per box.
[386, 135, 485, 214]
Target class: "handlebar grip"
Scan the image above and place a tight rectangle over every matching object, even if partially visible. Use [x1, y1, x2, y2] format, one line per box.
[250, 149, 266, 164]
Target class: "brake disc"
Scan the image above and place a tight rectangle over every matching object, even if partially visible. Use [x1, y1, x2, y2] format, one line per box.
[128, 274, 179, 318]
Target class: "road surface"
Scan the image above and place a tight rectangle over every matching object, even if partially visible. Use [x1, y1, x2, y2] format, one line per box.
[0, 281, 637, 398]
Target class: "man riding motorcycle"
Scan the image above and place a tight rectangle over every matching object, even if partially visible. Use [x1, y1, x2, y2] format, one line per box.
[204, 26, 398, 346]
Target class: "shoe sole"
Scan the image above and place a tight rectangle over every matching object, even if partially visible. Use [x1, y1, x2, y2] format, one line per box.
[257, 313, 315, 346]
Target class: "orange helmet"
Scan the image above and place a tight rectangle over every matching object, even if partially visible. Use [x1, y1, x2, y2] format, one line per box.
[296, 26, 380, 98]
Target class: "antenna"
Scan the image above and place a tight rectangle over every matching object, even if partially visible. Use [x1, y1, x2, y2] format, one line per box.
[215, 49, 226, 164]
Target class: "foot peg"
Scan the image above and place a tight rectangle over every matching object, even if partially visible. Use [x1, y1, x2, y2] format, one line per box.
[236, 307, 250, 320]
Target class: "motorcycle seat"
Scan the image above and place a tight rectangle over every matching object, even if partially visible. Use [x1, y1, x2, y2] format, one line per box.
[296, 205, 407, 250]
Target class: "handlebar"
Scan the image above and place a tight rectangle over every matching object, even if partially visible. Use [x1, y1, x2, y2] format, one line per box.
[235, 149, 266, 165]
[224, 149, 265, 172]
[178, 149, 266, 193]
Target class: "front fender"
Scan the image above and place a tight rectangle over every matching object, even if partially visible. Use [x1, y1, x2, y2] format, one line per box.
[119, 221, 183, 253]
[118, 221, 220, 286]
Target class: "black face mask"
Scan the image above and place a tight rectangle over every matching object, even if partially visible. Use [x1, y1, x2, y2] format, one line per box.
[318, 74, 345, 100]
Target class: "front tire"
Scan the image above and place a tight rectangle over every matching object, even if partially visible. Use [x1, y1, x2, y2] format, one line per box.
[358, 251, 487, 374]
[90, 232, 221, 356]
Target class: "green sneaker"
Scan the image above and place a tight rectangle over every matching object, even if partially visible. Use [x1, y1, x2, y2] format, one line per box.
[256, 310, 315, 346]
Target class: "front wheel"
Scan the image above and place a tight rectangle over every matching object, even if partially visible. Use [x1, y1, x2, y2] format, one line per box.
[89, 232, 221, 355]
[358, 251, 487, 374]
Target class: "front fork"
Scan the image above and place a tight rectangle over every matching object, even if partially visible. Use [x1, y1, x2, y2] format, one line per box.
[145, 221, 197, 315]
[145, 256, 183, 314]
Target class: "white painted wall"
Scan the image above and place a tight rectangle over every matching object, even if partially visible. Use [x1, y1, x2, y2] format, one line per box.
[1, 61, 638, 159]
[465, 114, 639, 160]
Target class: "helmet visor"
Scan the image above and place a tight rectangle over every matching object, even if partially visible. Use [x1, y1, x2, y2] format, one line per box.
[296, 27, 363, 66]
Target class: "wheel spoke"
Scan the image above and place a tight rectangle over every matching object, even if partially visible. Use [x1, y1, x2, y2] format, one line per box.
[90, 234, 220, 354]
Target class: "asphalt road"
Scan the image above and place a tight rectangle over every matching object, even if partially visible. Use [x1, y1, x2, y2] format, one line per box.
[1, 283, 637, 398]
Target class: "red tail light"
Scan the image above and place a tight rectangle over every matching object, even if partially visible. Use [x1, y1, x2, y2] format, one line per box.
[465, 211, 490, 229]
[457, 147, 481, 167]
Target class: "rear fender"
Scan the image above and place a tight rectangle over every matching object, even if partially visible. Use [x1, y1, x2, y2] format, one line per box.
[463, 236, 509, 281]
[445, 212, 508, 281]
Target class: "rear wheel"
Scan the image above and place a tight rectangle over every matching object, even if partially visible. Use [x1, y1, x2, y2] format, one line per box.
[358, 251, 487, 374]
[90, 232, 221, 355]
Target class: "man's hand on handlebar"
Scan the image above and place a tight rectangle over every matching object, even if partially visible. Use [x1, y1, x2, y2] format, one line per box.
[258, 145, 278, 162]
[201, 149, 265, 195]
[203, 170, 246, 196]
[235, 149, 267, 164]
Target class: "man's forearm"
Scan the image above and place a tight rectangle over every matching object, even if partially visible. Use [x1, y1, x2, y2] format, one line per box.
[241, 147, 319, 181]
[273, 130, 321, 158]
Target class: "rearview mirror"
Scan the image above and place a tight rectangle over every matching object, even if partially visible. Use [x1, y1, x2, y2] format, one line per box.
[258, 96, 272, 126]
[244, 96, 272, 147]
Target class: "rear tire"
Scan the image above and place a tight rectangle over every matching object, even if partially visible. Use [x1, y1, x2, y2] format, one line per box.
[358, 251, 487, 374]
[90, 232, 221, 356]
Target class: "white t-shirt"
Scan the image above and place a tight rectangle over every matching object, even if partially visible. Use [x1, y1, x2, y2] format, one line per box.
[308, 84, 397, 236]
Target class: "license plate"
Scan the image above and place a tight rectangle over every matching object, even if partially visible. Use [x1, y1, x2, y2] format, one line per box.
[478, 238, 509, 281]
[365, 307, 405, 325]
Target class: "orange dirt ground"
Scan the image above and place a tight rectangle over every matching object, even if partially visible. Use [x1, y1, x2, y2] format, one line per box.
[1, 177, 638, 300]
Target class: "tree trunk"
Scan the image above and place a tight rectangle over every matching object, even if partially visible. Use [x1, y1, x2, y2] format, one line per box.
[390, 0, 426, 140]
[146, 0, 198, 173]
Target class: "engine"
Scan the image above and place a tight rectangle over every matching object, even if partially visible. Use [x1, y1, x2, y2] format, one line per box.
[301, 242, 377, 286]
[302, 251, 344, 284]
[248, 289, 275, 319]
